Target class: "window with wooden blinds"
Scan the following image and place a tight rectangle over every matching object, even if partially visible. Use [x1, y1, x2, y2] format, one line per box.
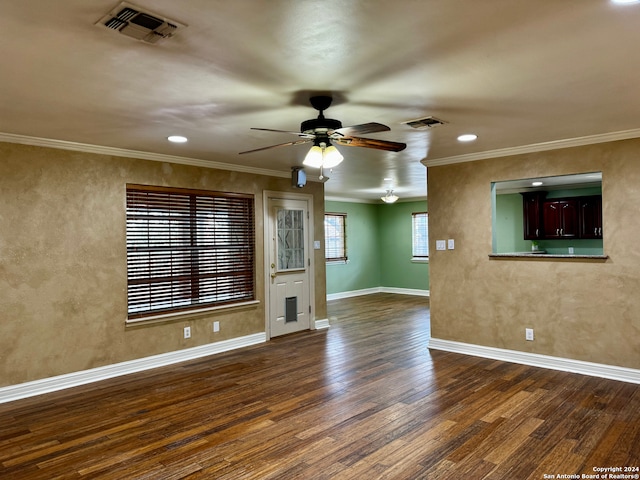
[126, 185, 255, 320]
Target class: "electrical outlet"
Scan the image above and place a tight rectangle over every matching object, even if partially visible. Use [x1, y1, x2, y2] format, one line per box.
[525, 328, 534, 341]
[213, 321, 220, 333]
[184, 326, 191, 339]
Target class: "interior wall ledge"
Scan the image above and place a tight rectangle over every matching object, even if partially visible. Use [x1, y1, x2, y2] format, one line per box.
[0, 333, 267, 405]
[428, 338, 640, 384]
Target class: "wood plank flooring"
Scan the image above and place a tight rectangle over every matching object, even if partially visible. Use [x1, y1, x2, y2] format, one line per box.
[1, 293, 638, 479]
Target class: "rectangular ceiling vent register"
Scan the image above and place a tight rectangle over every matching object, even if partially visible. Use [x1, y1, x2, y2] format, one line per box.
[96, 2, 185, 44]
[402, 116, 448, 129]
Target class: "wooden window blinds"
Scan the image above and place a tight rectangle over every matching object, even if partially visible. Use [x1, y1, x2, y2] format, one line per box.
[126, 185, 255, 319]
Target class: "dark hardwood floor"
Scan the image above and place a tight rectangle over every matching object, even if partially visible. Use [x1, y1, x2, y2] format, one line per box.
[1, 293, 638, 479]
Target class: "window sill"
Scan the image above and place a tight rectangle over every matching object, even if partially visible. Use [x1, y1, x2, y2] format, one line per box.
[126, 300, 261, 326]
[411, 257, 429, 263]
[327, 260, 349, 265]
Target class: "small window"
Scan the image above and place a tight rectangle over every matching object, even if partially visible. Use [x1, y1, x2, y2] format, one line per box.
[126, 184, 255, 320]
[324, 213, 347, 262]
[412, 212, 429, 260]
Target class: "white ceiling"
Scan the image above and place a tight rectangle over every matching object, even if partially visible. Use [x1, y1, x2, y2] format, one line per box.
[2, 0, 640, 202]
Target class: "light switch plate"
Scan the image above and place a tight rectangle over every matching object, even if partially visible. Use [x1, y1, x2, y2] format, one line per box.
[448, 239, 455, 250]
[436, 240, 446, 251]
[314, 240, 321, 250]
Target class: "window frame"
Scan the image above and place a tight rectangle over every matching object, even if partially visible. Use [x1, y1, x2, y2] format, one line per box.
[324, 212, 347, 263]
[125, 184, 256, 321]
[412, 211, 429, 262]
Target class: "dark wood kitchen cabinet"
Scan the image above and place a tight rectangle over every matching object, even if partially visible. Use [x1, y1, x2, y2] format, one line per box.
[521, 193, 602, 240]
[542, 199, 579, 239]
[521, 192, 545, 240]
[580, 195, 603, 239]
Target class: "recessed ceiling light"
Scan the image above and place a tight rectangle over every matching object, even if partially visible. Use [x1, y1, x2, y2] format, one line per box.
[168, 135, 188, 143]
[532, 181, 544, 187]
[457, 134, 478, 142]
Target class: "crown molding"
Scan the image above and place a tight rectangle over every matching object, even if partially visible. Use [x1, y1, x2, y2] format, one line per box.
[325, 195, 427, 204]
[0, 132, 290, 179]
[422, 127, 640, 167]
[325, 196, 378, 204]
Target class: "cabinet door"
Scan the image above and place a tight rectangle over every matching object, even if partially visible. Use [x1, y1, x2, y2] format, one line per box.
[580, 196, 602, 238]
[559, 200, 579, 238]
[543, 200, 578, 238]
[522, 192, 544, 239]
[543, 201, 562, 238]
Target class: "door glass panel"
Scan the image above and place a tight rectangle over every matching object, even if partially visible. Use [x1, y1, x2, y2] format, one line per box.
[277, 208, 305, 271]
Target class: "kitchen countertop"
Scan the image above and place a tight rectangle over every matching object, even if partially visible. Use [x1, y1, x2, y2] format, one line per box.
[489, 252, 608, 260]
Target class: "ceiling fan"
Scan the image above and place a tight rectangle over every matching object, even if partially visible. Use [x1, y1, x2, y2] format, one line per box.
[239, 95, 406, 169]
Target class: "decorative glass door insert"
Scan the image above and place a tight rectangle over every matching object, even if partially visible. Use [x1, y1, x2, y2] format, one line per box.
[276, 208, 305, 271]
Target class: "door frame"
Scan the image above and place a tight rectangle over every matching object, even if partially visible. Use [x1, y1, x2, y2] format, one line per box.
[263, 190, 316, 340]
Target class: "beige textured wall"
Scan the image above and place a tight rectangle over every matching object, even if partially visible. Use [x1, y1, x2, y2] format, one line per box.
[428, 138, 640, 369]
[0, 142, 326, 387]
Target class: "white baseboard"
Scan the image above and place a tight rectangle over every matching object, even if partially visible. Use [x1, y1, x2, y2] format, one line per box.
[428, 338, 640, 384]
[315, 318, 330, 329]
[0, 333, 266, 404]
[380, 287, 430, 297]
[327, 287, 429, 301]
[327, 287, 381, 301]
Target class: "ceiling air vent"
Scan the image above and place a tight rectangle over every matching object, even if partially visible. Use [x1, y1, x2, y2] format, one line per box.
[402, 116, 448, 130]
[96, 2, 186, 44]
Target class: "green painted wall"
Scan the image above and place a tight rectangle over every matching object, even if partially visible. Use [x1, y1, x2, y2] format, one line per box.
[325, 199, 429, 295]
[378, 200, 429, 290]
[325, 201, 381, 294]
[495, 194, 530, 253]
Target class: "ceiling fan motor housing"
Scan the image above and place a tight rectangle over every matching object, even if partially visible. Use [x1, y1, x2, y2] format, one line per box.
[302, 95, 342, 134]
[300, 117, 342, 134]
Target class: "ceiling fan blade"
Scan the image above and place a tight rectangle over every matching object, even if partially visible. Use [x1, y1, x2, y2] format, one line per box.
[334, 136, 407, 152]
[250, 127, 314, 138]
[331, 122, 390, 137]
[239, 138, 313, 154]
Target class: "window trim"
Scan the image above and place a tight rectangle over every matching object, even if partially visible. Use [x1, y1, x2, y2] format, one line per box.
[324, 212, 347, 263]
[412, 211, 429, 262]
[125, 184, 256, 321]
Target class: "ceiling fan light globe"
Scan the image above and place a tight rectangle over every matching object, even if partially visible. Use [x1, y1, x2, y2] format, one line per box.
[381, 189, 399, 203]
[322, 145, 344, 168]
[303, 145, 324, 168]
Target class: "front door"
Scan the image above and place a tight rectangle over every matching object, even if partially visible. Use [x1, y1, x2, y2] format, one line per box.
[267, 198, 311, 337]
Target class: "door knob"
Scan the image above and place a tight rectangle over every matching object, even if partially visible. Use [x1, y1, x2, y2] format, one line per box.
[271, 273, 276, 278]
